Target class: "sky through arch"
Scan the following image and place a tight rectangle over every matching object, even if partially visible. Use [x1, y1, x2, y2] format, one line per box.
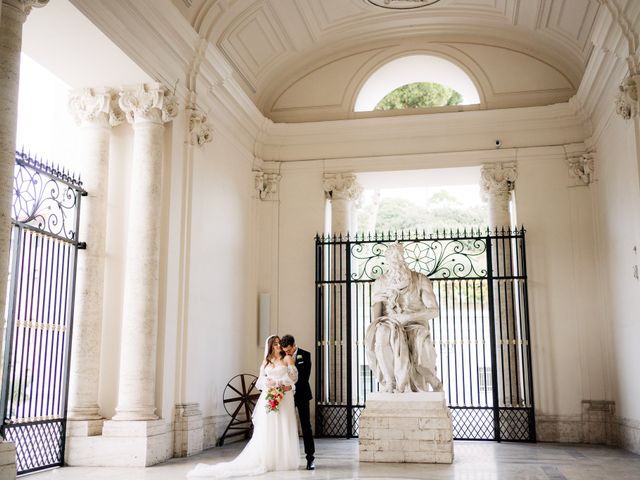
[355, 55, 481, 112]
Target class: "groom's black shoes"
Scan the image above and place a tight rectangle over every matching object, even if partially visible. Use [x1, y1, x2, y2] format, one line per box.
[306, 460, 315, 470]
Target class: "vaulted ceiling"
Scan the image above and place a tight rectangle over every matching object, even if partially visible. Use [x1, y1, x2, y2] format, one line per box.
[171, 0, 601, 122]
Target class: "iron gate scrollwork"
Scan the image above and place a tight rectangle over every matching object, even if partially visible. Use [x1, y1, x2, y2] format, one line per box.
[315, 229, 535, 442]
[0, 151, 86, 474]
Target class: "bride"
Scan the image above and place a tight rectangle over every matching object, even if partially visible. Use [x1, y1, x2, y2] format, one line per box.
[188, 335, 301, 478]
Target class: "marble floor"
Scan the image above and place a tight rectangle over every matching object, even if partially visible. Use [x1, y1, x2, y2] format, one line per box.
[29, 439, 640, 480]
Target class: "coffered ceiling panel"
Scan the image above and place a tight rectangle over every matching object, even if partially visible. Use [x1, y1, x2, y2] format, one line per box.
[175, 0, 604, 122]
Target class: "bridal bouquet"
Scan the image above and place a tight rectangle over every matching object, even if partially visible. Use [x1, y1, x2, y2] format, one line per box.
[265, 386, 286, 413]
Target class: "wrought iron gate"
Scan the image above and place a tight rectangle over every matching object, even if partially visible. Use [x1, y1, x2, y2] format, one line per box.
[0, 152, 86, 474]
[315, 229, 535, 442]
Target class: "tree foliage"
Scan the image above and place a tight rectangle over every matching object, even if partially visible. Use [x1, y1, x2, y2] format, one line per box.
[375, 82, 463, 110]
[358, 190, 487, 235]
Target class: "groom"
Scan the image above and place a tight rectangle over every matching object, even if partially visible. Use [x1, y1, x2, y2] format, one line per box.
[281, 334, 315, 470]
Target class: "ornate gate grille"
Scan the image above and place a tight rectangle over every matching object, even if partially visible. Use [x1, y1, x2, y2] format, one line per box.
[315, 229, 535, 442]
[0, 152, 86, 474]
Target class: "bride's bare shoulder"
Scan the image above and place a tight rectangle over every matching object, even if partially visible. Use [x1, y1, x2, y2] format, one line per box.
[284, 355, 294, 366]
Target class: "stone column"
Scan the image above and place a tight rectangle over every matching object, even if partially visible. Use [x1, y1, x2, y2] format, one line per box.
[0, 0, 47, 381]
[112, 83, 177, 421]
[480, 162, 516, 229]
[323, 173, 362, 236]
[322, 173, 361, 412]
[0, 1, 47, 473]
[480, 162, 519, 407]
[66, 89, 122, 429]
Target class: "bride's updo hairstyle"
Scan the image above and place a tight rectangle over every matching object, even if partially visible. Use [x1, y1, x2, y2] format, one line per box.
[264, 335, 285, 366]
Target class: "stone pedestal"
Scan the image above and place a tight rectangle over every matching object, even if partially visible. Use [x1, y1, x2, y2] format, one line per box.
[65, 420, 173, 467]
[174, 403, 204, 457]
[359, 392, 453, 464]
[0, 442, 16, 479]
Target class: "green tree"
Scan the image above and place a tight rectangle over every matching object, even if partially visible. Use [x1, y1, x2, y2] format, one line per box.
[375, 82, 463, 111]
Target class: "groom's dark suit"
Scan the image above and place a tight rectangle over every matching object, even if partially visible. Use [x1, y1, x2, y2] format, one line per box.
[293, 348, 315, 464]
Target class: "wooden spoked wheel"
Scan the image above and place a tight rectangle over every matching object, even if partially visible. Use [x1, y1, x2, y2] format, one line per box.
[218, 373, 261, 446]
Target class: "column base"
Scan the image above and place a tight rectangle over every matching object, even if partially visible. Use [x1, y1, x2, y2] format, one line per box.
[174, 403, 203, 457]
[68, 405, 102, 421]
[65, 419, 172, 467]
[0, 441, 16, 479]
[359, 392, 454, 464]
[67, 419, 104, 437]
[112, 407, 158, 421]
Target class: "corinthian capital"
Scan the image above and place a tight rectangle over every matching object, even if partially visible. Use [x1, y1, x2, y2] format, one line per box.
[3, 0, 48, 20]
[119, 83, 178, 125]
[188, 108, 213, 146]
[567, 150, 595, 185]
[254, 171, 281, 201]
[615, 75, 640, 120]
[480, 163, 517, 198]
[69, 88, 124, 127]
[323, 173, 362, 201]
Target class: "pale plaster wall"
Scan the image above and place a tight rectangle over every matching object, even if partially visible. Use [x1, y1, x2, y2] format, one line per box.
[592, 113, 640, 424]
[515, 148, 604, 417]
[184, 132, 258, 420]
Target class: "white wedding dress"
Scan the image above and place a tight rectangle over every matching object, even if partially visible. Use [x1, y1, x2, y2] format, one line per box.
[187, 363, 301, 478]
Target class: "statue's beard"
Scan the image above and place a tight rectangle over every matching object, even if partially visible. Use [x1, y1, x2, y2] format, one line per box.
[387, 263, 411, 287]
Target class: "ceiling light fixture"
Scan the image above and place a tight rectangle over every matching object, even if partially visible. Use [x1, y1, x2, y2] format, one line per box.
[366, 0, 442, 10]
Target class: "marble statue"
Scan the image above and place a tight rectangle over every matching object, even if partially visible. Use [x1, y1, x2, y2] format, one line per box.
[365, 242, 443, 393]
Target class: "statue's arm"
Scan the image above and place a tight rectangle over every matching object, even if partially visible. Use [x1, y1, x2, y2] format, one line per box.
[371, 301, 383, 320]
[419, 275, 440, 319]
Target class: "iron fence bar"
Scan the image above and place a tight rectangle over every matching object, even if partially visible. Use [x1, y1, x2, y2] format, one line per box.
[485, 234, 501, 441]
[345, 238, 353, 438]
[59, 186, 84, 463]
[315, 238, 321, 433]
[0, 227, 23, 428]
[520, 232, 536, 441]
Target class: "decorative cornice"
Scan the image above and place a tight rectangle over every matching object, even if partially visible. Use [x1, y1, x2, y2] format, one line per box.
[119, 83, 178, 125]
[480, 162, 517, 198]
[323, 173, 362, 201]
[567, 150, 595, 186]
[69, 88, 124, 127]
[188, 108, 213, 146]
[253, 171, 281, 201]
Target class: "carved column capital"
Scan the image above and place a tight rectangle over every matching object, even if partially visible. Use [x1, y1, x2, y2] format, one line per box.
[480, 162, 517, 198]
[615, 74, 640, 120]
[69, 87, 124, 127]
[254, 171, 281, 201]
[119, 83, 178, 125]
[323, 172, 362, 201]
[567, 150, 595, 186]
[188, 108, 213, 146]
[2, 0, 48, 21]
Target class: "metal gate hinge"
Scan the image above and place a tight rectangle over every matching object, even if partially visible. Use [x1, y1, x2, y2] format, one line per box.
[78, 242, 87, 250]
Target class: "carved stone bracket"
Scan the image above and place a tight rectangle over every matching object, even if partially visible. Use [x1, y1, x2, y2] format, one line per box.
[254, 171, 281, 201]
[119, 83, 178, 124]
[480, 163, 517, 201]
[567, 150, 595, 185]
[69, 87, 124, 127]
[323, 173, 362, 201]
[188, 108, 213, 146]
[615, 75, 640, 120]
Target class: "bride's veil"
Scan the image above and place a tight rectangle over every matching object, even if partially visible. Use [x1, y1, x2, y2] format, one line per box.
[263, 334, 277, 360]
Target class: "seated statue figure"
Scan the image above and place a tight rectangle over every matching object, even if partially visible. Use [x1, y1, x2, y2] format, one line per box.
[365, 242, 443, 393]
